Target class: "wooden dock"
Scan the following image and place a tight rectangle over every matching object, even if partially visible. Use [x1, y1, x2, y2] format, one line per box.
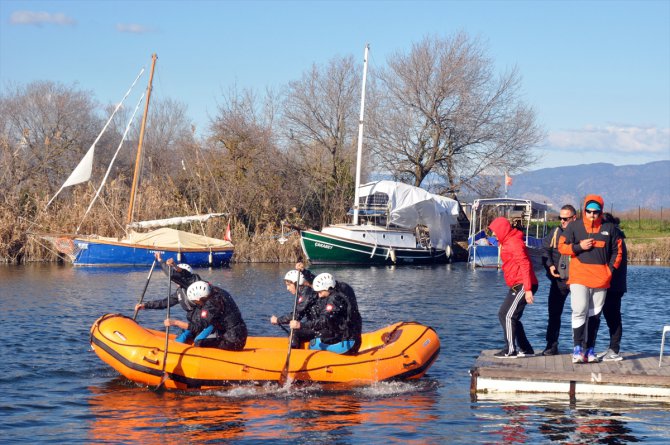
[470, 349, 670, 400]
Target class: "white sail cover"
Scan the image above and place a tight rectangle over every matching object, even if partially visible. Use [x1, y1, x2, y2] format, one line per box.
[358, 180, 461, 250]
[123, 228, 232, 248]
[126, 213, 226, 230]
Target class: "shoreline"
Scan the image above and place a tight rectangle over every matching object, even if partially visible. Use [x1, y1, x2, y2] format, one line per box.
[2, 233, 669, 265]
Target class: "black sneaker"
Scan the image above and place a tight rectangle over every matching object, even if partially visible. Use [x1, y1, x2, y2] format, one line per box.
[518, 349, 535, 357]
[494, 349, 518, 359]
[542, 345, 558, 356]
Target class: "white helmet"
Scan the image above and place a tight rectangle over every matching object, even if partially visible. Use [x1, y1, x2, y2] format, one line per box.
[177, 263, 193, 274]
[187, 281, 211, 302]
[284, 270, 305, 285]
[312, 273, 336, 292]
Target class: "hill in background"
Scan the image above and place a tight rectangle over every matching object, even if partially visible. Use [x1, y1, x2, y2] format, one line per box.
[504, 160, 669, 213]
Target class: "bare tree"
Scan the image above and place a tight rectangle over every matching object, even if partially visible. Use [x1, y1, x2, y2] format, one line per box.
[368, 33, 544, 196]
[281, 54, 361, 226]
[0, 81, 102, 195]
[207, 86, 285, 232]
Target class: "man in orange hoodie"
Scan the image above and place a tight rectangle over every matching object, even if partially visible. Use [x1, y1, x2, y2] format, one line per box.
[558, 194, 622, 364]
[488, 217, 539, 358]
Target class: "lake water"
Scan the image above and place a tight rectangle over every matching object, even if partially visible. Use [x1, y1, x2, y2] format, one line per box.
[1, 262, 669, 444]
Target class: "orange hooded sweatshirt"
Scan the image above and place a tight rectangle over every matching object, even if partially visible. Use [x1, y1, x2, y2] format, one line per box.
[557, 194, 622, 288]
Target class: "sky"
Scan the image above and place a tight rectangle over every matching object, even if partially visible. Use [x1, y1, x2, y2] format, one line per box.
[1, 0, 669, 171]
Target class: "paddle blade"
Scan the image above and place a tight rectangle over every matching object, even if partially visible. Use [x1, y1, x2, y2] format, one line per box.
[153, 372, 169, 392]
[278, 365, 292, 387]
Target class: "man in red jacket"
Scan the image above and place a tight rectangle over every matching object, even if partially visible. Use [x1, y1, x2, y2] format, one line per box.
[558, 194, 622, 364]
[488, 217, 539, 358]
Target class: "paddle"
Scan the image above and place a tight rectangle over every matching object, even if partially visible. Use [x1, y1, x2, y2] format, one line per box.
[279, 270, 301, 386]
[132, 259, 157, 321]
[155, 266, 172, 391]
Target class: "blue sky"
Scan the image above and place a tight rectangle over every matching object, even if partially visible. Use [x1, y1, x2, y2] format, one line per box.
[1, 0, 668, 170]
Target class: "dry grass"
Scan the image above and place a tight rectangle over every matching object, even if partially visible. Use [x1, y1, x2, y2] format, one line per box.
[627, 238, 670, 263]
[229, 222, 303, 263]
[4, 192, 670, 265]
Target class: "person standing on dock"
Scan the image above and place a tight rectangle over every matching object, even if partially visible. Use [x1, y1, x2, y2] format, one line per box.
[596, 212, 628, 361]
[558, 195, 622, 364]
[541, 204, 577, 356]
[488, 217, 538, 359]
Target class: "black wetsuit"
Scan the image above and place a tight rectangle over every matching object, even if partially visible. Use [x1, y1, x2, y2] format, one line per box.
[277, 285, 320, 348]
[301, 282, 362, 354]
[187, 285, 247, 351]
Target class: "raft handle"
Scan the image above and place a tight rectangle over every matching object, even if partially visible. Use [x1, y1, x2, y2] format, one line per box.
[403, 360, 417, 369]
[143, 356, 159, 365]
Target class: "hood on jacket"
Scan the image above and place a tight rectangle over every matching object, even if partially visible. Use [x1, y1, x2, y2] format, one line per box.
[583, 194, 604, 212]
[488, 217, 516, 243]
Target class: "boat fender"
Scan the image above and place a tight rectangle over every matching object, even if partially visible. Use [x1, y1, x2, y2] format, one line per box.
[55, 237, 75, 255]
[445, 244, 452, 258]
[389, 248, 396, 263]
[177, 252, 182, 262]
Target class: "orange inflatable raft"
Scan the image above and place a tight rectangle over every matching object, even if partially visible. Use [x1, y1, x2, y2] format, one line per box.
[90, 313, 440, 389]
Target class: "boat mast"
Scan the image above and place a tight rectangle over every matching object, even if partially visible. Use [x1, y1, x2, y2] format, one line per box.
[126, 53, 157, 226]
[352, 44, 369, 226]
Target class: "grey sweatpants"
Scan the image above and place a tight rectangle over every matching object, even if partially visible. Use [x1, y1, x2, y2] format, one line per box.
[570, 284, 606, 349]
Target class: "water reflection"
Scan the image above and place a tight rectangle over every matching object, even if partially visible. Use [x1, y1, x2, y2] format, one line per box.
[87, 379, 440, 444]
[538, 408, 640, 444]
[472, 398, 657, 444]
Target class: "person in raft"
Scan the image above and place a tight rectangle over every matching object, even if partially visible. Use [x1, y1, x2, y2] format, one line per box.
[488, 217, 538, 359]
[134, 253, 202, 343]
[289, 272, 363, 354]
[164, 280, 248, 351]
[270, 265, 320, 348]
[557, 195, 622, 364]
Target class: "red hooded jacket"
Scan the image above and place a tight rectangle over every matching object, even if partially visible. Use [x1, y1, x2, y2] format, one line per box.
[488, 217, 538, 290]
[557, 194, 622, 288]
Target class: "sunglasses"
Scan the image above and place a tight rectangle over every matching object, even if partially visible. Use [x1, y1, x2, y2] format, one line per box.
[585, 209, 601, 215]
[559, 216, 574, 221]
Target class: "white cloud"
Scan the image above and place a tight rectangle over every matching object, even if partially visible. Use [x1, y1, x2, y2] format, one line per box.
[116, 23, 153, 34]
[546, 124, 670, 155]
[10, 10, 76, 26]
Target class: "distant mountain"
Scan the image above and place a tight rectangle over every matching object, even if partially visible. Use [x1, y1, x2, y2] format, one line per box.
[506, 161, 670, 212]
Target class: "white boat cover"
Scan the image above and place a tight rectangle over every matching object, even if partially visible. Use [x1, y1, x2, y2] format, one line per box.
[358, 180, 461, 250]
[123, 228, 232, 248]
[126, 213, 226, 230]
[78, 227, 233, 248]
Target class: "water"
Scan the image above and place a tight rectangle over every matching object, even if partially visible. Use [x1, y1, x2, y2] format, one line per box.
[1, 263, 669, 443]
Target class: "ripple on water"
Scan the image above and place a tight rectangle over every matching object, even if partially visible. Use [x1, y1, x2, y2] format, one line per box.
[2, 263, 670, 444]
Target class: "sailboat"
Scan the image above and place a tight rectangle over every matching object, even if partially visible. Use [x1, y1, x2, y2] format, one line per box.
[41, 54, 234, 267]
[299, 45, 461, 266]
